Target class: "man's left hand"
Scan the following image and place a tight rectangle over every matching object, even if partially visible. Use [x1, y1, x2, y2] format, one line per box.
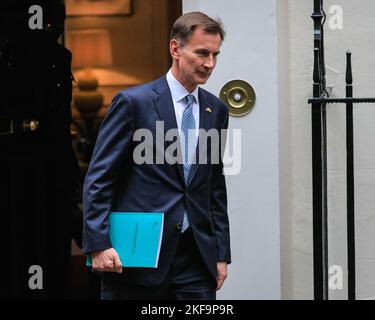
[216, 261, 228, 291]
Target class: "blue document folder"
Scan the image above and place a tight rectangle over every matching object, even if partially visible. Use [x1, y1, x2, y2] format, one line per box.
[86, 212, 164, 268]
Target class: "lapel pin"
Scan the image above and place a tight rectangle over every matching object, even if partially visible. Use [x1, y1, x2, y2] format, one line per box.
[206, 107, 212, 113]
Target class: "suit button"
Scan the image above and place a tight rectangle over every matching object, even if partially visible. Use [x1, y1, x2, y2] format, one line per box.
[176, 223, 182, 230]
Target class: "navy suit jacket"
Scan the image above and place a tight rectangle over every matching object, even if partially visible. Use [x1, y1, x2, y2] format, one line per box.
[83, 75, 231, 286]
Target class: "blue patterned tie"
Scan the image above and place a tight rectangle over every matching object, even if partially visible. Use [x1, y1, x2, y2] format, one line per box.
[180, 94, 196, 232]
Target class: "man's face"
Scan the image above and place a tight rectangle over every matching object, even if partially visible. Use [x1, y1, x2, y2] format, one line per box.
[170, 27, 222, 91]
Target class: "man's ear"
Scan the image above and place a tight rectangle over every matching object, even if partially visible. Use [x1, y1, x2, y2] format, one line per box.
[170, 39, 180, 60]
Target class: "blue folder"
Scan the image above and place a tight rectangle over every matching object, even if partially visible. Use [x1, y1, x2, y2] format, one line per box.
[86, 212, 164, 268]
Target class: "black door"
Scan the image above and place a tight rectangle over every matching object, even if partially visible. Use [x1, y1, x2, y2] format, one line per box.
[0, 0, 82, 299]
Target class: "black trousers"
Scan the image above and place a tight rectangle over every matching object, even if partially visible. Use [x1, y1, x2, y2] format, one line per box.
[100, 228, 217, 300]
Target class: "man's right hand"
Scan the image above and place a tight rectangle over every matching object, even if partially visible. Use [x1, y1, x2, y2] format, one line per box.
[91, 248, 123, 273]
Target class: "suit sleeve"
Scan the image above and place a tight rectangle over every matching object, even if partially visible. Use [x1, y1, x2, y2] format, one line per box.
[211, 106, 231, 264]
[82, 93, 135, 254]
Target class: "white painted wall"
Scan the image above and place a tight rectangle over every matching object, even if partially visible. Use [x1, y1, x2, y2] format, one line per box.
[183, 0, 281, 299]
[288, 0, 375, 300]
[276, 0, 293, 300]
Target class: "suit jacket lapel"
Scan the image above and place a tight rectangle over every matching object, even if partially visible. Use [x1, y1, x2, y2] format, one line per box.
[152, 76, 185, 184]
[187, 88, 211, 185]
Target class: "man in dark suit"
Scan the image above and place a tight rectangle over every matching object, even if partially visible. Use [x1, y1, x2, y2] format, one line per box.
[83, 11, 231, 300]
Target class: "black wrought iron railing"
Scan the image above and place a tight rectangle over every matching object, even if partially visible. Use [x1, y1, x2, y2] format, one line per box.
[308, 0, 375, 300]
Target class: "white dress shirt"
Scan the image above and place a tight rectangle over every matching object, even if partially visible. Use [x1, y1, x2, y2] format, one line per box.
[166, 69, 200, 133]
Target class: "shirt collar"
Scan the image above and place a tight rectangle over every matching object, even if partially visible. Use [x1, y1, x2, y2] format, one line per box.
[166, 69, 199, 104]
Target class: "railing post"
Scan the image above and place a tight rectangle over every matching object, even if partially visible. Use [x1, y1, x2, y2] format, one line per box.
[345, 51, 356, 300]
[311, 0, 329, 300]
